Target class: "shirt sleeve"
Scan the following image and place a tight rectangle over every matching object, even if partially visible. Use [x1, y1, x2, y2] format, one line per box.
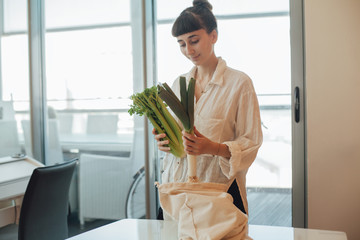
[218, 90, 263, 179]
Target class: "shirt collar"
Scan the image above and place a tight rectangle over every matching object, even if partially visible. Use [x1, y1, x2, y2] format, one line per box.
[188, 57, 226, 87]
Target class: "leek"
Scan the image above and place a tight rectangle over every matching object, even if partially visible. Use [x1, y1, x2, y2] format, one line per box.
[128, 86, 185, 158]
[158, 77, 198, 182]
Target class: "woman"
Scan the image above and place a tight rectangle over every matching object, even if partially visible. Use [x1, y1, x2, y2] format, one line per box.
[154, 0, 263, 219]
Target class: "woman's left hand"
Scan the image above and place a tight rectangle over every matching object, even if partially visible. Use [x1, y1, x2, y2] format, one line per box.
[182, 126, 218, 155]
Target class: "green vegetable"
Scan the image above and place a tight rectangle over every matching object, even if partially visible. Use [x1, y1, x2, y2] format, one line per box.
[128, 86, 185, 158]
[158, 77, 198, 182]
[180, 76, 188, 116]
[186, 77, 196, 133]
[158, 77, 196, 134]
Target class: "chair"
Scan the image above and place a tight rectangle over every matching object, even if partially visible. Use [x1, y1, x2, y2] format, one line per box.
[0, 120, 22, 157]
[0, 100, 15, 120]
[77, 128, 148, 225]
[21, 119, 64, 166]
[78, 153, 132, 225]
[86, 114, 118, 135]
[57, 113, 74, 134]
[18, 159, 77, 240]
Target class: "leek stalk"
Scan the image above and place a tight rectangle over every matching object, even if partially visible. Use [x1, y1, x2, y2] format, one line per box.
[158, 77, 198, 182]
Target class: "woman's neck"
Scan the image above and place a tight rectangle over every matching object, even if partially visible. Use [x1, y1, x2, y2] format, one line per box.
[196, 55, 218, 82]
[194, 55, 218, 101]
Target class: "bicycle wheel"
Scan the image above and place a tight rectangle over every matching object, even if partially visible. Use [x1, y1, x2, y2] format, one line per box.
[125, 166, 146, 219]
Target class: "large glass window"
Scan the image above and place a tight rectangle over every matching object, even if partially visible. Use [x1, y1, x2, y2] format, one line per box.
[1, 0, 29, 158]
[0, 0, 148, 235]
[0, 1, 300, 237]
[156, 0, 292, 226]
[43, 0, 145, 227]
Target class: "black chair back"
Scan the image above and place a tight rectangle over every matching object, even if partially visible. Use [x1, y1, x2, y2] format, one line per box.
[18, 159, 77, 240]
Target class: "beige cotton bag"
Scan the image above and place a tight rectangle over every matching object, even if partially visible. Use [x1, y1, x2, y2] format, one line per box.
[156, 181, 252, 240]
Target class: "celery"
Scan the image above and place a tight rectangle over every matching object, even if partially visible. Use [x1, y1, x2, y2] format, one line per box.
[128, 86, 185, 158]
[158, 77, 198, 182]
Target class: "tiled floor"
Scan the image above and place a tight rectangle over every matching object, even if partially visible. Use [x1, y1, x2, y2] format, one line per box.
[0, 188, 291, 240]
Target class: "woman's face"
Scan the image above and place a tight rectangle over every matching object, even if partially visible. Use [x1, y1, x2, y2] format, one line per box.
[176, 29, 217, 66]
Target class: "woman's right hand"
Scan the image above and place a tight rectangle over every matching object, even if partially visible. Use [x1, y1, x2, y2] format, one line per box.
[152, 128, 171, 153]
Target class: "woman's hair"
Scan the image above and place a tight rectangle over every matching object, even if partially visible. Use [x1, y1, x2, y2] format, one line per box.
[171, 0, 217, 37]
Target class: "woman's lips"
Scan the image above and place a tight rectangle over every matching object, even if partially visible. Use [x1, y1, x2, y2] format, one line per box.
[191, 55, 200, 61]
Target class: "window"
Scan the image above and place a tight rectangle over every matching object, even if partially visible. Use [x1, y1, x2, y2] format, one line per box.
[0, 0, 149, 230]
[1, 0, 30, 158]
[0, 0, 305, 233]
[156, 0, 292, 226]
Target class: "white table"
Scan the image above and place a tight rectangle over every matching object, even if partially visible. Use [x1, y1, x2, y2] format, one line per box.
[60, 133, 133, 153]
[0, 156, 43, 227]
[66, 219, 347, 240]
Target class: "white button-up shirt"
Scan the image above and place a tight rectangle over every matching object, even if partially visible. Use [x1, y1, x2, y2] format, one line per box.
[161, 57, 263, 213]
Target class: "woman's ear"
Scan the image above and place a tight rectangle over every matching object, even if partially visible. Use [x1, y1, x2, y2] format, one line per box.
[210, 29, 218, 44]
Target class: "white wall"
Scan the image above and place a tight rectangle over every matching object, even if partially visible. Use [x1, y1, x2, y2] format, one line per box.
[304, 1, 360, 239]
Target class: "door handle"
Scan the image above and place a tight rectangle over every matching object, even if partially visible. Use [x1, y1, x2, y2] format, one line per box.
[294, 87, 300, 123]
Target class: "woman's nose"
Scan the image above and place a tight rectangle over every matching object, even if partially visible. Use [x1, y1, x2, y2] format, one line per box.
[186, 45, 194, 55]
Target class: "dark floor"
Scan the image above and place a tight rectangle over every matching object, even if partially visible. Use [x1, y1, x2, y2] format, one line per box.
[247, 187, 292, 227]
[0, 212, 115, 240]
[0, 188, 291, 240]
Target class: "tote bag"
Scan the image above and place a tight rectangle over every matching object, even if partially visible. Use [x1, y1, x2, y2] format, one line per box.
[157, 182, 252, 240]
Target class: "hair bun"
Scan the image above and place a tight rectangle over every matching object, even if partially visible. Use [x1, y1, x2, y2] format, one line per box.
[193, 0, 213, 11]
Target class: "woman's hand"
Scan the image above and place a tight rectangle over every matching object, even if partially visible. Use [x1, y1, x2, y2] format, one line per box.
[152, 128, 171, 153]
[182, 127, 219, 156]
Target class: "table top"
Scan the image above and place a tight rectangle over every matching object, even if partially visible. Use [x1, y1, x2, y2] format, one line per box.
[0, 157, 42, 184]
[0, 156, 43, 201]
[60, 133, 133, 152]
[66, 219, 347, 240]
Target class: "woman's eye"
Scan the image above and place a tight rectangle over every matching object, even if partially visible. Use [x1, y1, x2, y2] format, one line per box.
[191, 40, 199, 44]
